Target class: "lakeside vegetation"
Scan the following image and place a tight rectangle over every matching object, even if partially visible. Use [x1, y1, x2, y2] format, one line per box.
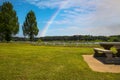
[11, 35, 120, 42]
[0, 43, 119, 80]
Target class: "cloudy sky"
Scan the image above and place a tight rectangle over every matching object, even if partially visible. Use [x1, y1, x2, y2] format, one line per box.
[0, 0, 120, 37]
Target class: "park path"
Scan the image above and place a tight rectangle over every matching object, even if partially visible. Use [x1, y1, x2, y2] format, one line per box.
[83, 55, 120, 73]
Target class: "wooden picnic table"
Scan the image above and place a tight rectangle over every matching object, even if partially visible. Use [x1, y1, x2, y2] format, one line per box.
[99, 42, 120, 57]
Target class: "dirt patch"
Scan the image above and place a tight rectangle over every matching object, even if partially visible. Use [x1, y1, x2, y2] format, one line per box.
[83, 55, 120, 73]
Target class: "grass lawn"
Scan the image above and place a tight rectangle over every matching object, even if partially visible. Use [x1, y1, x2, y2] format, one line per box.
[0, 43, 120, 80]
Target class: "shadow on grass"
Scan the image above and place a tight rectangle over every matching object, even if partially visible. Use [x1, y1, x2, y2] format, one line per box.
[94, 57, 120, 65]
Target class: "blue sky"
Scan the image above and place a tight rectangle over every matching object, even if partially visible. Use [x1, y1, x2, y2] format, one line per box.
[0, 0, 120, 37]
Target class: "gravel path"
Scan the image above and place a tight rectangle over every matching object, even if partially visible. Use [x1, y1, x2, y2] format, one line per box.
[83, 55, 120, 73]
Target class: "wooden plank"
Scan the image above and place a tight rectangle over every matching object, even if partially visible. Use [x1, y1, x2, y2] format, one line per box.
[94, 48, 112, 53]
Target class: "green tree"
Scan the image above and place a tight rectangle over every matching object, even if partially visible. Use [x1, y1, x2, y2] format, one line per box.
[0, 6, 2, 40]
[22, 10, 39, 41]
[0, 5, 4, 41]
[0, 2, 19, 41]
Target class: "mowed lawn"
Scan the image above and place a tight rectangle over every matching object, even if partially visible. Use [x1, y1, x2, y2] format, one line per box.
[0, 43, 120, 80]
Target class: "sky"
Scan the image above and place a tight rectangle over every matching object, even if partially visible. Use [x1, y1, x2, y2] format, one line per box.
[0, 0, 120, 37]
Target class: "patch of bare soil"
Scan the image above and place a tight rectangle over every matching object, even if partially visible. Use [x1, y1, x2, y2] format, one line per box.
[83, 55, 120, 73]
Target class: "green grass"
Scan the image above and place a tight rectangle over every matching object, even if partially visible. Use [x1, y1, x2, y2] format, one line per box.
[0, 43, 120, 80]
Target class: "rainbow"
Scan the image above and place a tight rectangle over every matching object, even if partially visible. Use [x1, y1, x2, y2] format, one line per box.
[40, 0, 69, 37]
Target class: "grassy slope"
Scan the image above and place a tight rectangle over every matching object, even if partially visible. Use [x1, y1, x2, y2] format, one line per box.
[0, 43, 119, 80]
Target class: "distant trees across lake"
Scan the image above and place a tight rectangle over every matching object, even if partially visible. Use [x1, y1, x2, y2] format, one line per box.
[39, 35, 120, 42]
[12, 35, 120, 42]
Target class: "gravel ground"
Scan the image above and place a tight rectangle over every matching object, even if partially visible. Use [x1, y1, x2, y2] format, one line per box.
[83, 55, 120, 73]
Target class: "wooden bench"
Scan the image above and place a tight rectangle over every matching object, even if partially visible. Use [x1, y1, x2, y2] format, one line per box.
[93, 48, 113, 58]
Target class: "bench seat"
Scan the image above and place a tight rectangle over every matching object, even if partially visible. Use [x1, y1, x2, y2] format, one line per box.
[93, 48, 113, 57]
[94, 48, 112, 53]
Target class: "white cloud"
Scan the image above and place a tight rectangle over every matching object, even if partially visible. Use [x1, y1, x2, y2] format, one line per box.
[25, 0, 96, 9]
[87, 25, 120, 36]
[46, 26, 87, 36]
[26, 0, 120, 36]
[25, 0, 66, 8]
[86, 0, 120, 35]
[93, 0, 120, 25]
[25, 0, 96, 25]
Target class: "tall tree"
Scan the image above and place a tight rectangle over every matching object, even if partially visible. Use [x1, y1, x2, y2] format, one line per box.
[0, 2, 19, 41]
[0, 6, 2, 40]
[22, 10, 39, 41]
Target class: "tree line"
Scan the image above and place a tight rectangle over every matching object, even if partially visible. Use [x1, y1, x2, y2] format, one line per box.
[12, 35, 120, 42]
[39, 35, 120, 42]
[0, 2, 39, 42]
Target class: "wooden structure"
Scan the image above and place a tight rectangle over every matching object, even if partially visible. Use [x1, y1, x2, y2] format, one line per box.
[93, 42, 120, 64]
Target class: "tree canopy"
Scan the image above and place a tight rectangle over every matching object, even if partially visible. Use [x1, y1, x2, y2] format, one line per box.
[0, 2, 19, 41]
[22, 10, 39, 41]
